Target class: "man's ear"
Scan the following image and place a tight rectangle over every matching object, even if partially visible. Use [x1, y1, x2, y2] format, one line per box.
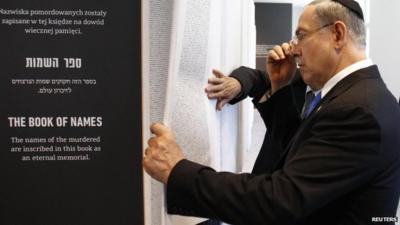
[332, 21, 347, 50]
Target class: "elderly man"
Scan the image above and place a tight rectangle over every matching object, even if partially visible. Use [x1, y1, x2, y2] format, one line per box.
[144, 0, 400, 224]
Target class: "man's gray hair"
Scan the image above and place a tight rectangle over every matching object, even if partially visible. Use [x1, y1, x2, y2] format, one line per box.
[309, 0, 366, 48]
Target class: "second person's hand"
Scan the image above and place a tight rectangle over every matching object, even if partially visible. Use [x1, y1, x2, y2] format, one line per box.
[205, 69, 241, 111]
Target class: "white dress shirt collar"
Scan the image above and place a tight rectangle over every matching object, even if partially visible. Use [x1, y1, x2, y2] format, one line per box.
[315, 59, 373, 98]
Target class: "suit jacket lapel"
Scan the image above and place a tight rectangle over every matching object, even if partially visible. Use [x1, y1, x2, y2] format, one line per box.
[272, 65, 380, 171]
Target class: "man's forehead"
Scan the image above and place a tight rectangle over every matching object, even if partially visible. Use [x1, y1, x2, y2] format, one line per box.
[295, 5, 318, 33]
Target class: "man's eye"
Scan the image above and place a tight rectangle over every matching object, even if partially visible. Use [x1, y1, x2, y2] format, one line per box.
[298, 33, 306, 40]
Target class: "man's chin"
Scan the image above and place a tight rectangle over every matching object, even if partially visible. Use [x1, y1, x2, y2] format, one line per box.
[300, 71, 313, 86]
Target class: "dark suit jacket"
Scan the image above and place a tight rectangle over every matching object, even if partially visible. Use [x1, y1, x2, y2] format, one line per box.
[167, 65, 400, 225]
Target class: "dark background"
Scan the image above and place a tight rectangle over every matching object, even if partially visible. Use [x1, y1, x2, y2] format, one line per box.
[0, 1, 143, 225]
[255, 3, 292, 71]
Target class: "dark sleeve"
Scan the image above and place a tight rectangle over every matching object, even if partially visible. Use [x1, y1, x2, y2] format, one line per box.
[255, 73, 306, 130]
[167, 105, 382, 225]
[228, 66, 270, 104]
[251, 72, 306, 165]
[251, 80, 305, 174]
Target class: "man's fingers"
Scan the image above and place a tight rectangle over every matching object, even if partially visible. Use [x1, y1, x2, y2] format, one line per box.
[216, 98, 229, 111]
[144, 147, 155, 158]
[212, 69, 225, 78]
[208, 77, 224, 84]
[207, 89, 227, 99]
[282, 42, 292, 56]
[273, 45, 285, 59]
[208, 77, 223, 84]
[267, 50, 280, 63]
[150, 123, 174, 139]
[142, 156, 154, 175]
[205, 83, 223, 93]
[147, 137, 157, 147]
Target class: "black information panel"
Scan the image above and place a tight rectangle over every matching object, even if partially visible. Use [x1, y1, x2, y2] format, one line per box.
[255, 3, 292, 71]
[0, 1, 143, 225]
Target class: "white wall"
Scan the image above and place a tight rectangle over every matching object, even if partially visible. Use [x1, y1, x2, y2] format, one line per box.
[369, 0, 400, 100]
[292, 5, 303, 35]
[369, 1, 400, 217]
[255, 0, 311, 5]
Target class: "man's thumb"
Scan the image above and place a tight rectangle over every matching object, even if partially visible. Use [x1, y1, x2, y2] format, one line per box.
[212, 69, 225, 78]
[150, 123, 174, 139]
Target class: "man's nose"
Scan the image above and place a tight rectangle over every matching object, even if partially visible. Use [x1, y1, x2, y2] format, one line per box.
[291, 44, 301, 57]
